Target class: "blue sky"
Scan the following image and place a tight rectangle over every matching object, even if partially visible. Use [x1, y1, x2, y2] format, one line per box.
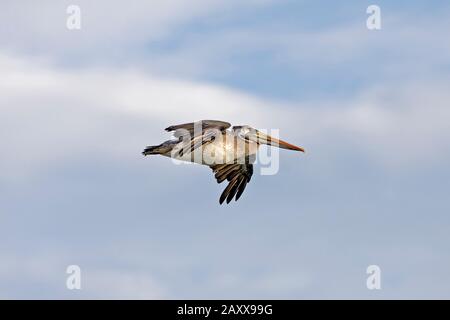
[1, 0, 450, 299]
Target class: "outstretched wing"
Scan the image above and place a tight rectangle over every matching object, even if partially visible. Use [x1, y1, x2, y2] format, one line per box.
[165, 120, 231, 138]
[165, 120, 231, 156]
[210, 161, 254, 204]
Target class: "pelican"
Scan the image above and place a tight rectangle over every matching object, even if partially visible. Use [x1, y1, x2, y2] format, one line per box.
[143, 120, 304, 204]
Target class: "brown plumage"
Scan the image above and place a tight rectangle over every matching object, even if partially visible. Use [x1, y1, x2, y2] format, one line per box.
[143, 120, 304, 204]
[210, 161, 254, 204]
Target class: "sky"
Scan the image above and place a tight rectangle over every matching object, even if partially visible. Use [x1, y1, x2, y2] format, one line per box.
[1, 0, 450, 299]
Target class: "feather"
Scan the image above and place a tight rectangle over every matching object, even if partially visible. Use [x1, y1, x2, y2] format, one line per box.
[213, 162, 254, 204]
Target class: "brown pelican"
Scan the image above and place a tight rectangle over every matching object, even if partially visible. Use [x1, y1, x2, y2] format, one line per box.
[143, 120, 304, 204]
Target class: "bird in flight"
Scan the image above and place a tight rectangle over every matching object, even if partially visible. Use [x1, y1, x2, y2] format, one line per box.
[143, 120, 304, 204]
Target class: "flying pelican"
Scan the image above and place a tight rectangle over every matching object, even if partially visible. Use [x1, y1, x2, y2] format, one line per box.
[143, 120, 304, 204]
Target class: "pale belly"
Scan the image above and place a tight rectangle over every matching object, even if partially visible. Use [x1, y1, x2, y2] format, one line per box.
[164, 139, 258, 165]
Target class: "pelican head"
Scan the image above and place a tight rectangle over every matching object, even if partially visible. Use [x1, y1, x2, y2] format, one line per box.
[234, 125, 305, 152]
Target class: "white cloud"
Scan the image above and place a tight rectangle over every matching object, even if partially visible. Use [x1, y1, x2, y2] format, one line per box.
[0, 52, 269, 182]
[1, 52, 450, 184]
[142, 12, 450, 80]
[0, 0, 272, 61]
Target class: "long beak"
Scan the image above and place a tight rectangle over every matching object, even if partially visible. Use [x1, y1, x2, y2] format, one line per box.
[256, 131, 305, 152]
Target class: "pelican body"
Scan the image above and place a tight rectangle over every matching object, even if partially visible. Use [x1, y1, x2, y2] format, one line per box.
[143, 120, 304, 204]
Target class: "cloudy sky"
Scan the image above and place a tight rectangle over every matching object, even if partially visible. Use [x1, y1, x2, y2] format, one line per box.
[1, 0, 450, 299]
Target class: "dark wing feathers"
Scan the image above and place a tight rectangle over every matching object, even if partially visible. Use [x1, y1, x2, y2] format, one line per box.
[235, 179, 248, 201]
[211, 162, 254, 204]
[165, 120, 231, 138]
[166, 120, 230, 156]
[215, 164, 239, 183]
